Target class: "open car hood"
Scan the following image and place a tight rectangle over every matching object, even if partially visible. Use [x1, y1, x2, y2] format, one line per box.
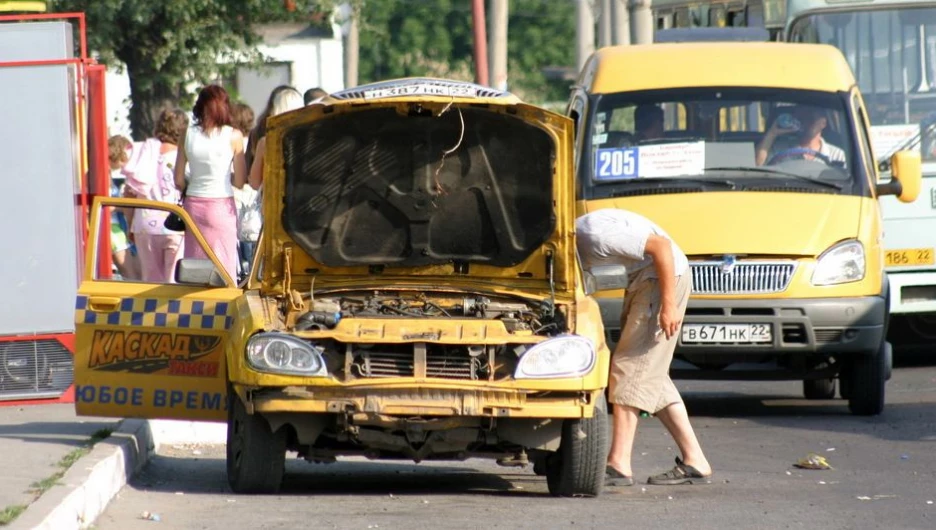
[257, 79, 577, 297]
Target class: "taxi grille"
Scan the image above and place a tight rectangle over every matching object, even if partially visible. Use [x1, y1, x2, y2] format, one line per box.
[348, 345, 497, 381]
[690, 261, 796, 295]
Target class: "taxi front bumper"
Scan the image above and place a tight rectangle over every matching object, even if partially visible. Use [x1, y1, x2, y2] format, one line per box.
[240, 385, 600, 419]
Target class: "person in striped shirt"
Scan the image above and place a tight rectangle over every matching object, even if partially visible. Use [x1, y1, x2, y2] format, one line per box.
[755, 105, 846, 167]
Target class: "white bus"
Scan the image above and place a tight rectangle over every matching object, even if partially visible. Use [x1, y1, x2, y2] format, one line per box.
[650, 0, 787, 40]
[787, 0, 936, 345]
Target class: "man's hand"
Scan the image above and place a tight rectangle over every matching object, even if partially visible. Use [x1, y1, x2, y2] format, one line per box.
[659, 301, 682, 340]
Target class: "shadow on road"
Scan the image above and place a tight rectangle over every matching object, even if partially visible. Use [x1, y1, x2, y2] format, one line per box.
[281, 461, 537, 497]
[132, 453, 547, 497]
[0, 420, 119, 447]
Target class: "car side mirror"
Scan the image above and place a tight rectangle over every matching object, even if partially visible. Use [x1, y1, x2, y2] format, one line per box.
[877, 150, 922, 203]
[175, 258, 227, 287]
[583, 264, 629, 296]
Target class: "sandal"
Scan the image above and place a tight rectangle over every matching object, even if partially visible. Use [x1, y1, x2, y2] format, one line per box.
[605, 465, 635, 487]
[647, 457, 712, 485]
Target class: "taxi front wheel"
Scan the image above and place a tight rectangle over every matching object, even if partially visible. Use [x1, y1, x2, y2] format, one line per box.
[546, 393, 610, 497]
[226, 394, 287, 494]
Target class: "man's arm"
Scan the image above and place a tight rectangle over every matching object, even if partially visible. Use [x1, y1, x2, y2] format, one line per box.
[645, 234, 680, 339]
[755, 128, 781, 166]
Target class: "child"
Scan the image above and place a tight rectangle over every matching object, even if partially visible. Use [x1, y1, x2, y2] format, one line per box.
[107, 135, 140, 280]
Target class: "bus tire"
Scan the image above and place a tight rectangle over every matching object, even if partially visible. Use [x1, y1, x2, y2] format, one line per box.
[847, 342, 887, 416]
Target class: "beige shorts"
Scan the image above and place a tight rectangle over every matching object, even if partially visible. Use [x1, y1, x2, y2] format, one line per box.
[608, 273, 692, 414]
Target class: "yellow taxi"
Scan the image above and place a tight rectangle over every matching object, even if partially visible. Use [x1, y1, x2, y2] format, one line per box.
[567, 42, 921, 415]
[74, 78, 613, 496]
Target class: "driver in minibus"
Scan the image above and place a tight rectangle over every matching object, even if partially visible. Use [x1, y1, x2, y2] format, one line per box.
[755, 104, 846, 166]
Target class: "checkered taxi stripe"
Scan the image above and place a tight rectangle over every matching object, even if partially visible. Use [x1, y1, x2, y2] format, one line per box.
[75, 295, 234, 331]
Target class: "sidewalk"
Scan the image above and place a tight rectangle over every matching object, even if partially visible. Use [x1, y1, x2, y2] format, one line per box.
[0, 403, 227, 529]
[0, 403, 119, 524]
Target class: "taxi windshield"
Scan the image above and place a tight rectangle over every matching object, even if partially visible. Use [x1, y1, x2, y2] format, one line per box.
[579, 87, 866, 200]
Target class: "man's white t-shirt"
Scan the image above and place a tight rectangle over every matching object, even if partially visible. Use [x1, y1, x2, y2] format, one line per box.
[576, 209, 689, 282]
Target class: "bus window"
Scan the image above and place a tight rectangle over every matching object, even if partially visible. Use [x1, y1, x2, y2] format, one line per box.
[710, 6, 727, 27]
[675, 8, 690, 28]
[729, 8, 746, 27]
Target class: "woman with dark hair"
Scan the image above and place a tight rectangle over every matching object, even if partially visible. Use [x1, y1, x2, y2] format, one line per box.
[173, 85, 247, 280]
[123, 108, 189, 282]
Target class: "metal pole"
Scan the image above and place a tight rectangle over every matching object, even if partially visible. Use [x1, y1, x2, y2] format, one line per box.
[344, 9, 359, 89]
[612, 0, 631, 45]
[629, 0, 653, 45]
[576, 0, 596, 73]
[599, 0, 613, 47]
[472, 0, 490, 86]
[489, 0, 508, 91]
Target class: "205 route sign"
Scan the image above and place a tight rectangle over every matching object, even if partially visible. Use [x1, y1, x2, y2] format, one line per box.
[595, 147, 639, 180]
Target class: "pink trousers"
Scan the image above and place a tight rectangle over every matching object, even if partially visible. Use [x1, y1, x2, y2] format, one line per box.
[183, 196, 238, 280]
[136, 233, 184, 283]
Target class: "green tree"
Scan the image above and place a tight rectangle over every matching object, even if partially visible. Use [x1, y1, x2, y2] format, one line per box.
[50, 0, 331, 139]
[506, 0, 575, 104]
[358, 0, 575, 104]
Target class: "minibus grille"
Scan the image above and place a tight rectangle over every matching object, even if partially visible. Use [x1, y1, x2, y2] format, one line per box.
[690, 261, 796, 294]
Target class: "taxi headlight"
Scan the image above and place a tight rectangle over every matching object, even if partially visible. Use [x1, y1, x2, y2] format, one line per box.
[246, 333, 327, 376]
[812, 240, 865, 286]
[514, 335, 596, 379]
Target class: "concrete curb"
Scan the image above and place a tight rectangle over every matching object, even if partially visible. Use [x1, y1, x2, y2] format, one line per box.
[9, 419, 226, 530]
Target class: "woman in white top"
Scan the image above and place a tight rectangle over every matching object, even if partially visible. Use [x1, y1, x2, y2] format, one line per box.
[173, 85, 247, 280]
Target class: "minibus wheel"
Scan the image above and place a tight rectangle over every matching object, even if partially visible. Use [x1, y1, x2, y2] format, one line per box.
[846, 342, 887, 416]
[546, 393, 609, 497]
[227, 393, 287, 493]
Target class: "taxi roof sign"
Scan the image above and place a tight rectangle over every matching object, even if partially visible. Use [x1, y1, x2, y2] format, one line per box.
[329, 77, 511, 102]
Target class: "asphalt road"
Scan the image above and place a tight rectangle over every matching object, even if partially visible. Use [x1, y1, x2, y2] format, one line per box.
[93, 355, 936, 530]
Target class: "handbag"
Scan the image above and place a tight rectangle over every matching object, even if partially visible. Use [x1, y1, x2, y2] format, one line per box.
[163, 190, 186, 232]
[237, 190, 262, 242]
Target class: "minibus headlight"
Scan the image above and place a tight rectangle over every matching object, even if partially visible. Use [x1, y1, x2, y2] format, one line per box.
[514, 335, 596, 379]
[812, 240, 865, 286]
[246, 333, 328, 376]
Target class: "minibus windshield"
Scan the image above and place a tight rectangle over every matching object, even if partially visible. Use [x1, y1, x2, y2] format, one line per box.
[579, 87, 866, 200]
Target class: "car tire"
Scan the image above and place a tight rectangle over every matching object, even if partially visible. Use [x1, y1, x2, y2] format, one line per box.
[227, 393, 286, 494]
[847, 342, 887, 416]
[546, 393, 609, 497]
[803, 378, 835, 400]
[883, 341, 893, 382]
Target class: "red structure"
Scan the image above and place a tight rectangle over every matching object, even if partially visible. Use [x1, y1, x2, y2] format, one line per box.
[0, 12, 109, 405]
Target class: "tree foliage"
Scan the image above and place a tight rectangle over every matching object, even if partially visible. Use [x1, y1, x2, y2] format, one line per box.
[50, 0, 329, 139]
[358, 0, 575, 104]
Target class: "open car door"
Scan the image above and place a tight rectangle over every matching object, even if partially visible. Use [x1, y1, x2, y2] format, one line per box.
[74, 197, 243, 421]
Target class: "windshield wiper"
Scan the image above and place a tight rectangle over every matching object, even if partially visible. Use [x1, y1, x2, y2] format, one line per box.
[625, 177, 737, 188]
[706, 166, 843, 191]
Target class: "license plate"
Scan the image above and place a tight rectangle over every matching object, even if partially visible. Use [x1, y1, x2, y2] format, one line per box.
[884, 248, 934, 267]
[681, 324, 772, 344]
[362, 83, 477, 100]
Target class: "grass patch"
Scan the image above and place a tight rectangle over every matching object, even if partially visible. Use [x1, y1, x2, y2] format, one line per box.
[28, 429, 113, 495]
[0, 504, 28, 526]
[0, 427, 118, 526]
